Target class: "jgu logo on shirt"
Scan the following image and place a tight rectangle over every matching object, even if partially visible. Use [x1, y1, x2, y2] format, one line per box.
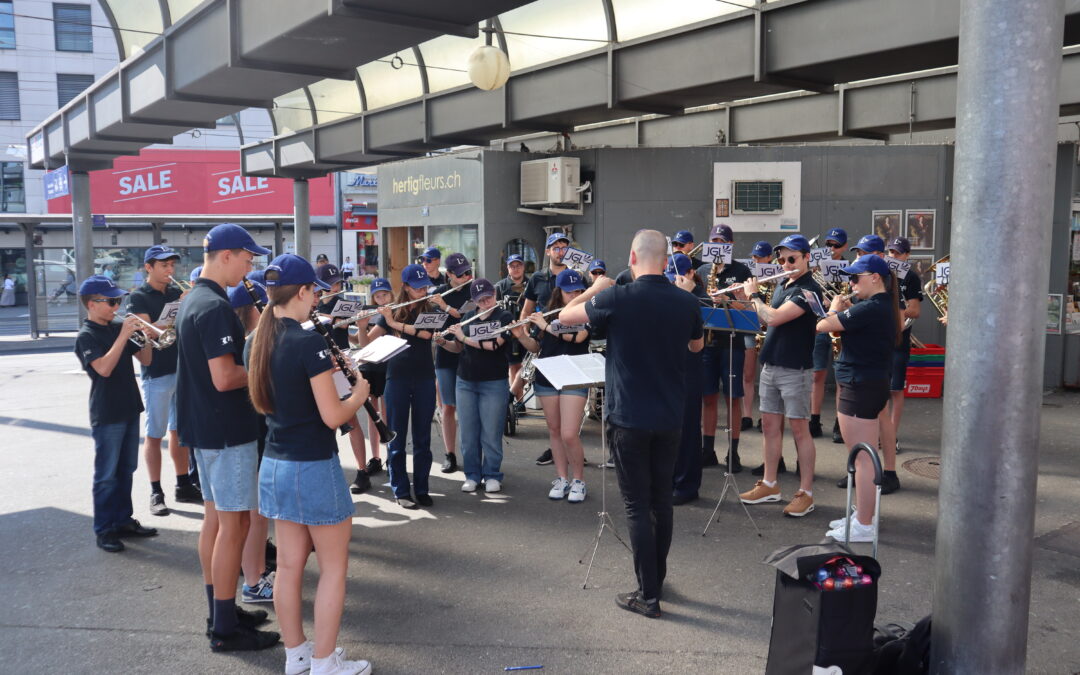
[468, 321, 503, 338]
[220, 335, 233, 346]
[316, 349, 330, 360]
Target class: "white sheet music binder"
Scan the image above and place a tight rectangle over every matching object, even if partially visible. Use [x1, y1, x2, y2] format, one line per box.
[534, 353, 606, 390]
[352, 335, 409, 364]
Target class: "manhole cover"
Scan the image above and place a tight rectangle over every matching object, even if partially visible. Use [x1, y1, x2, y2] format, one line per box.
[903, 456, 941, 480]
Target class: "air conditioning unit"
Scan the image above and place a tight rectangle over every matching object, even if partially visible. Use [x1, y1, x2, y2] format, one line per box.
[520, 157, 580, 205]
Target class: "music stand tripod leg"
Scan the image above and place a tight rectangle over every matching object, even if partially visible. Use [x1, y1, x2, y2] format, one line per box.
[579, 401, 631, 589]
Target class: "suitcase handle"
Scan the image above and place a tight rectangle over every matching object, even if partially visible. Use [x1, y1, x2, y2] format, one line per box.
[846, 442, 883, 485]
[844, 442, 883, 558]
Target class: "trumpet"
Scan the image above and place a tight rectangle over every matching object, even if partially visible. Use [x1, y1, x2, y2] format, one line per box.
[169, 275, 192, 292]
[118, 313, 176, 350]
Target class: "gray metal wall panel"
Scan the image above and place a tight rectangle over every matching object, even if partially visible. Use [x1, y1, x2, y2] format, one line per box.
[732, 94, 836, 142]
[242, 144, 276, 174]
[560, 124, 635, 149]
[236, 0, 325, 56]
[127, 50, 169, 119]
[279, 135, 316, 166]
[1045, 144, 1075, 387]
[318, 117, 366, 162]
[46, 122, 64, 162]
[480, 150, 562, 278]
[366, 105, 426, 150]
[509, 56, 608, 123]
[170, 3, 230, 94]
[640, 110, 727, 147]
[91, 79, 123, 132]
[428, 89, 504, 139]
[68, 102, 90, 145]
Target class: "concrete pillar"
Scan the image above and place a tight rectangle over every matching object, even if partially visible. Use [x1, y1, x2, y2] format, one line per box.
[274, 221, 284, 257]
[151, 222, 164, 245]
[21, 224, 38, 339]
[931, 1, 1065, 673]
[293, 179, 310, 260]
[70, 170, 93, 323]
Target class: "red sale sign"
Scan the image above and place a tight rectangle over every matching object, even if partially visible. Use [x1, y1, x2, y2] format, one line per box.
[47, 149, 334, 216]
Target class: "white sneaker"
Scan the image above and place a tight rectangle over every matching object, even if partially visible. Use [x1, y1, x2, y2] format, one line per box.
[826, 519, 876, 543]
[310, 649, 372, 675]
[461, 479, 478, 493]
[567, 479, 587, 503]
[285, 643, 345, 675]
[484, 478, 502, 493]
[829, 509, 878, 530]
[601, 459, 615, 469]
[548, 477, 570, 500]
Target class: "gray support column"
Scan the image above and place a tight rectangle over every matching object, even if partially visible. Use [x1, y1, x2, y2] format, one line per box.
[21, 224, 38, 339]
[274, 221, 284, 257]
[70, 170, 93, 323]
[293, 179, 311, 260]
[931, 2, 1065, 673]
[151, 222, 164, 245]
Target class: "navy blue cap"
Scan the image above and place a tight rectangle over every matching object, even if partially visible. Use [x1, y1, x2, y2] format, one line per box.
[402, 263, 434, 289]
[316, 263, 343, 286]
[710, 224, 734, 242]
[672, 230, 694, 245]
[264, 254, 330, 290]
[842, 254, 892, 279]
[78, 274, 127, 298]
[587, 259, 606, 273]
[248, 269, 266, 286]
[506, 254, 524, 265]
[556, 269, 586, 291]
[470, 278, 496, 300]
[370, 277, 392, 294]
[144, 244, 180, 264]
[886, 237, 911, 254]
[545, 232, 570, 248]
[421, 246, 441, 261]
[851, 234, 885, 254]
[751, 241, 773, 258]
[825, 228, 848, 246]
[203, 223, 272, 256]
[445, 252, 472, 277]
[665, 253, 693, 281]
[229, 275, 268, 309]
[776, 234, 811, 253]
[189, 266, 202, 282]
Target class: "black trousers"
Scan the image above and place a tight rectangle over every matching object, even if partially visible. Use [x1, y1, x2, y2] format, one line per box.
[609, 421, 682, 601]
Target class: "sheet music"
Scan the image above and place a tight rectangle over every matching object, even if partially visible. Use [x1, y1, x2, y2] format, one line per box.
[352, 335, 409, 364]
[534, 353, 606, 390]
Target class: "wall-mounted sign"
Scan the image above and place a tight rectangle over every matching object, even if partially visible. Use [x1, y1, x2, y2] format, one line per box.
[43, 166, 70, 200]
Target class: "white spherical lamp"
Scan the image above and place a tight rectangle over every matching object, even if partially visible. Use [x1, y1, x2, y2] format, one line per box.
[467, 45, 511, 91]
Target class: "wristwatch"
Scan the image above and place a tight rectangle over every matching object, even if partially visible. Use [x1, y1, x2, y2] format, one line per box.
[751, 292, 765, 301]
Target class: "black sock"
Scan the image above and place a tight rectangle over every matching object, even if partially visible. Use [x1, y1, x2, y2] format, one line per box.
[702, 435, 716, 455]
[811, 414, 821, 425]
[730, 438, 740, 455]
[205, 584, 215, 623]
[833, 418, 841, 431]
[884, 470, 898, 478]
[176, 473, 192, 487]
[150, 481, 163, 495]
[213, 597, 238, 636]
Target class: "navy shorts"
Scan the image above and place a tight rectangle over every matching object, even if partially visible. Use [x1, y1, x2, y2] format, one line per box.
[812, 332, 833, 372]
[702, 343, 745, 398]
[890, 348, 910, 392]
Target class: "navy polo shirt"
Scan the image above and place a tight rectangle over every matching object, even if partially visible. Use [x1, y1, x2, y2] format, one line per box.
[702, 260, 754, 350]
[434, 283, 472, 371]
[834, 292, 896, 384]
[373, 308, 435, 380]
[74, 319, 144, 426]
[585, 275, 703, 431]
[495, 274, 529, 315]
[897, 267, 924, 349]
[318, 295, 350, 350]
[428, 271, 448, 288]
[523, 268, 559, 311]
[759, 271, 823, 371]
[614, 268, 635, 286]
[533, 321, 591, 390]
[175, 278, 258, 449]
[257, 318, 338, 462]
[456, 307, 514, 382]
[127, 282, 182, 378]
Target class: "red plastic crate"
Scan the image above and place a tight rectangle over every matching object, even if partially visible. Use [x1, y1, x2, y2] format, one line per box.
[911, 343, 946, 357]
[905, 366, 944, 398]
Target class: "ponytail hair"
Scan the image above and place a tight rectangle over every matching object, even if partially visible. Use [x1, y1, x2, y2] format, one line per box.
[248, 283, 306, 415]
[392, 285, 430, 325]
[887, 273, 903, 348]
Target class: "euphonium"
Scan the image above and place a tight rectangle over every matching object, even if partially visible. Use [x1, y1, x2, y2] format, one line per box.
[923, 254, 950, 318]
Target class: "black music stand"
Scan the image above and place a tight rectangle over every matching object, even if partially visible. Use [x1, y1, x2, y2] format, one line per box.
[700, 303, 764, 538]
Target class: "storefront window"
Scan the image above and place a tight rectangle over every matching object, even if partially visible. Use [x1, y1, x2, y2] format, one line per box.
[501, 238, 540, 276]
[0, 246, 25, 303]
[428, 224, 479, 270]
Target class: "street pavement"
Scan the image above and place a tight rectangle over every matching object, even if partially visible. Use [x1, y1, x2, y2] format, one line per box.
[1, 349, 1078, 674]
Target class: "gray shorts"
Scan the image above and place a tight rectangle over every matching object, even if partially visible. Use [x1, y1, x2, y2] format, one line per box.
[758, 364, 812, 419]
[194, 441, 259, 511]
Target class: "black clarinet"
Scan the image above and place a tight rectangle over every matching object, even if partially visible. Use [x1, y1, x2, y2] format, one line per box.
[242, 278, 266, 312]
[309, 310, 396, 444]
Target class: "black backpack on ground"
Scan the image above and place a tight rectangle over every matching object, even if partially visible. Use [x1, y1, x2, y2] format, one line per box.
[872, 615, 931, 674]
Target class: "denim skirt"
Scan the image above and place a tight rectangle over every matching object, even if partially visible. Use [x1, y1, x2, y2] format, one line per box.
[258, 456, 355, 526]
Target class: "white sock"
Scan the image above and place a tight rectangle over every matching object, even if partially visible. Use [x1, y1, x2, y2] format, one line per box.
[802, 490, 812, 497]
[763, 479, 777, 488]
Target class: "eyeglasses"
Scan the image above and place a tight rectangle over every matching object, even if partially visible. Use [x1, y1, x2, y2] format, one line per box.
[550, 246, 568, 254]
[829, 243, 845, 249]
[779, 255, 800, 265]
[590, 270, 604, 276]
[848, 273, 874, 284]
[92, 297, 123, 307]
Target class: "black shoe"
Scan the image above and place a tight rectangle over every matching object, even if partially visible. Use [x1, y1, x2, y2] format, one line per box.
[264, 539, 276, 572]
[837, 475, 851, 488]
[96, 532, 124, 553]
[396, 497, 418, 510]
[535, 448, 553, 466]
[809, 419, 823, 438]
[115, 519, 158, 538]
[351, 470, 371, 494]
[615, 590, 661, 619]
[881, 473, 901, 495]
[416, 494, 434, 507]
[740, 416, 753, 431]
[832, 419, 844, 444]
[513, 401, 526, 414]
[751, 457, 787, 476]
[205, 606, 270, 638]
[702, 451, 720, 467]
[365, 457, 383, 475]
[672, 493, 698, 506]
[174, 483, 203, 504]
[895, 439, 902, 455]
[755, 418, 762, 432]
[149, 492, 169, 516]
[726, 450, 742, 474]
[441, 453, 458, 473]
[209, 624, 280, 652]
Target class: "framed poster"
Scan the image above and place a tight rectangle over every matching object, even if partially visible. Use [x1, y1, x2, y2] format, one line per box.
[872, 210, 902, 242]
[906, 209, 936, 249]
[909, 255, 935, 287]
[1047, 294, 1063, 335]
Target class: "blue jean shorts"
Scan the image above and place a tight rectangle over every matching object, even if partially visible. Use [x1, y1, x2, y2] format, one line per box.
[194, 442, 259, 511]
[436, 367, 458, 407]
[142, 372, 177, 439]
[259, 456, 355, 526]
[534, 382, 589, 399]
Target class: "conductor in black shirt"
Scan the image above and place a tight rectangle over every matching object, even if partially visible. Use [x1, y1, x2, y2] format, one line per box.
[561, 229, 705, 619]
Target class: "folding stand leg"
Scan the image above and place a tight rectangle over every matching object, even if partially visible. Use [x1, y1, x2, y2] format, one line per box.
[580, 404, 631, 589]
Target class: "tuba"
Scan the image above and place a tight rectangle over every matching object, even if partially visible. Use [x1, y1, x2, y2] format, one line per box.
[923, 254, 950, 318]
